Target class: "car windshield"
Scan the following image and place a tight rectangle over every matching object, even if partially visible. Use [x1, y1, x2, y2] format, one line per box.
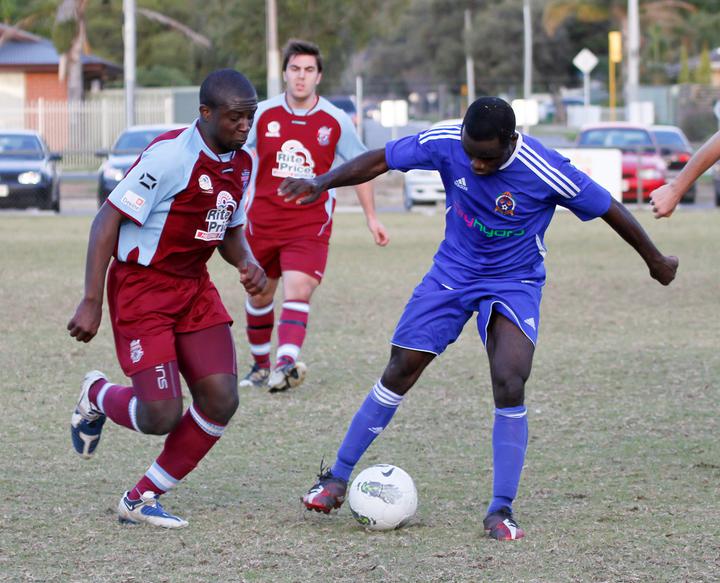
[0, 134, 43, 160]
[651, 130, 688, 151]
[112, 129, 167, 154]
[579, 128, 657, 153]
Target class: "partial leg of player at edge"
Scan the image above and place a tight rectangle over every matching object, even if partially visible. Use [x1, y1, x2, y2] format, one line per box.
[71, 324, 238, 529]
[302, 310, 532, 541]
[240, 269, 317, 392]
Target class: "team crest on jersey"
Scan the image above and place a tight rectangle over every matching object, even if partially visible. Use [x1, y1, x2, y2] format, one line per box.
[317, 126, 332, 146]
[265, 121, 281, 138]
[195, 191, 237, 241]
[130, 339, 144, 364]
[241, 169, 251, 191]
[272, 139, 316, 179]
[495, 192, 516, 216]
[198, 174, 213, 193]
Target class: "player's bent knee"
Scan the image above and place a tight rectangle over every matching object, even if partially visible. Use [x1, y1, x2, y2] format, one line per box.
[492, 376, 526, 408]
[136, 401, 183, 435]
[191, 379, 239, 425]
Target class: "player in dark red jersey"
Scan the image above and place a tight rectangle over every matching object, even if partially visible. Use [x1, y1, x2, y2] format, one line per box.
[67, 69, 266, 528]
[240, 39, 390, 392]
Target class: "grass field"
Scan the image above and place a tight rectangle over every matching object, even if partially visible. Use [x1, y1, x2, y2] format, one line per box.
[1, 209, 718, 582]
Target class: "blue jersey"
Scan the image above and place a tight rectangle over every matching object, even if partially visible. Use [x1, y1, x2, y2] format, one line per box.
[386, 126, 612, 284]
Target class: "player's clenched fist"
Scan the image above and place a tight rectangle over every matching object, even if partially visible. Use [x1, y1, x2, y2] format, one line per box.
[67, 298, 102, 343]
[240, 261, 267, 296]
[649, 255, 679, 286]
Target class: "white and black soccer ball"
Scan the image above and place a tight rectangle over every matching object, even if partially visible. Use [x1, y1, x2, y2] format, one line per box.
[348, 464, 418, 531]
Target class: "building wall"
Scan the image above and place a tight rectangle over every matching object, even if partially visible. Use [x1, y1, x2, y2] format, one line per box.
[0, 72, 25, 107]
[25, 71, 67, 103]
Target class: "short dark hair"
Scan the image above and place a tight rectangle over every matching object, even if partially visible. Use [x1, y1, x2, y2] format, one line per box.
[199, 69, 256, 109]
[463, 97, 516, 146]
[282, 39, 323, 73]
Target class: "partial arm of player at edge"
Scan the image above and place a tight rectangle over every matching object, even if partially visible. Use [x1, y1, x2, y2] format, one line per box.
[601, 198, 679, 285]
[279, 149, 388, 205]
[353, 181, 390, 247]
[218, 226, 267, 295]
[67, 203, 123, 343]
[650, 131, 720, 219]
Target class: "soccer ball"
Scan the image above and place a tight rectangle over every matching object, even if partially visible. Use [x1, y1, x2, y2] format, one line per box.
[347, 464, 418, 531]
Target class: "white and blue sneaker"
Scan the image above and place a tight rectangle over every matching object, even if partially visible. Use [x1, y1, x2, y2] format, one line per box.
[117, 491, 189, 529]
[70, 370, 107, 459]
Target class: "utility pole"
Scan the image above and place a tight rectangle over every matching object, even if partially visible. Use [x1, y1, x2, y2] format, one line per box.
[266, 0, 281, 98]
[464, 9, 476, 106]
[523, 0, 532, 133]
[123, 0, 136, 128]
[627, 0, 640, 113]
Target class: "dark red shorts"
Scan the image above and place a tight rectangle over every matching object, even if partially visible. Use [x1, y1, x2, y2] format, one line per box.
[246, 233, 330, 282]
[107, 260, 233, 376]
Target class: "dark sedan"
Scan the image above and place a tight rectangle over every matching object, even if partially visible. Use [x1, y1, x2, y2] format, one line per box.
[0, 131, 61, 211]
[97, 125, 182, 206]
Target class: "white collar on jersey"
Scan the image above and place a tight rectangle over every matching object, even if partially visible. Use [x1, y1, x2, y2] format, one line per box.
[499, 132, 524, 171]
[282, 93, 320, 117]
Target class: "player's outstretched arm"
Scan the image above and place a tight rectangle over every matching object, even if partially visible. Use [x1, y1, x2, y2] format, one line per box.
[67, 203, 123, 342]
[601, 199, 678, 285]
[218, 225, 267, 296]
[279, 149, 389, 205]
[650, 131, 720, 219]
[354, 181, 390, 246]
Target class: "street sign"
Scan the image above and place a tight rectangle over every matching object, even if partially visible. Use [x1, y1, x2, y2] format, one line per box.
[573, 48, 598, 74]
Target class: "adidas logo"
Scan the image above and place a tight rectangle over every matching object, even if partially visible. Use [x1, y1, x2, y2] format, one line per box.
[368, 426, 385, 435]
[523, 317, 536, 330]
[454, 177, 468, 191]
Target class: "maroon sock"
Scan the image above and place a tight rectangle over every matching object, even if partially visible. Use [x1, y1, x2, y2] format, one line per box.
[275, 299, 309, 367]
[130, 403, 225, 498]
[245, 299, 274, 369]
[91, 380, 137, 431]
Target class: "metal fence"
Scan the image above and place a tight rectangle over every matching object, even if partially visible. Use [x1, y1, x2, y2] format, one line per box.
[0, 98, 172, 170]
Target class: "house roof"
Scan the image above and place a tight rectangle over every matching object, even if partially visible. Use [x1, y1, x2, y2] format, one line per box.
[0, 23, 121, 72]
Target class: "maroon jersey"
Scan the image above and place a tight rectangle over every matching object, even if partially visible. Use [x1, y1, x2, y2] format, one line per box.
[244, 94, 366, 241]
[107, 122, 252, 278]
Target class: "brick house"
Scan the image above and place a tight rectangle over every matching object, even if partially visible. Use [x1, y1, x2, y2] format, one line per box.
[0, 23, 121, 108]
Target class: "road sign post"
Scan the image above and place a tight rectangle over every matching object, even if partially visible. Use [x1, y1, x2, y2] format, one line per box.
[573, 48, 599, 107]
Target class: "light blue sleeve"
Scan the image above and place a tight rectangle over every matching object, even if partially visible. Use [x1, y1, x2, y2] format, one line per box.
[107, 140, 186, 225]
[334, 110, 367, 162]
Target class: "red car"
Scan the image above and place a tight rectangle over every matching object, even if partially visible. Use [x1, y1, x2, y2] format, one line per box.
[577, 123, 666, 203]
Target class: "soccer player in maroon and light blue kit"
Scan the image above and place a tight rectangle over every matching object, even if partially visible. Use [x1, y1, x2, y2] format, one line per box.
[281, 97, 679, 540]
[239, 39, 389, 392]
[67, 70, 266, 528]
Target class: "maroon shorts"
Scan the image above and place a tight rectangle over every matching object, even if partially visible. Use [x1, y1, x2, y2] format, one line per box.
[107, 260, 234, 376]
[246, 233, 330, 282]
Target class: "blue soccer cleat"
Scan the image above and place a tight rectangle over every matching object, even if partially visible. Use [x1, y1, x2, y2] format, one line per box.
[117, 491, 189, 528]
[70, 370, 107, 459]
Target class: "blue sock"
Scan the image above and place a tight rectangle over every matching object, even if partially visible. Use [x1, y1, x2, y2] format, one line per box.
[331, 380, 403, 481]
[487, 405, 528, 515]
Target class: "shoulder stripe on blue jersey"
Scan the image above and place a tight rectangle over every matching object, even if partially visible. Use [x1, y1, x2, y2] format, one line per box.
[521, 143, 580, 194]
[419, 133, 462, 145]
[418, 125, 461, 142]
[516, 149, 576, 198]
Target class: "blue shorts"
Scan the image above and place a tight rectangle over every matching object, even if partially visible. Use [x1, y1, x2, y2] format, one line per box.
[391, 267, 543, 355]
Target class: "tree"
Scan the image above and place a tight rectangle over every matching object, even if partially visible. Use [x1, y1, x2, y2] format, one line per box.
[678, 44, 690, 83]
[693, 44, 711, 85]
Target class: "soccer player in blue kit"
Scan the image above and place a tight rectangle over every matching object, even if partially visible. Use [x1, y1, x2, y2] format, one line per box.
[279, 97, 679, 540]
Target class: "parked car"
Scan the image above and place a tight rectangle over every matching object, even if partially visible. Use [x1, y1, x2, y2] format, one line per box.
[402, 118, 462, 210]
[650, 125, 695, 203]
[576, 123, 666, 203]
[96, 124, 183, 206]
[0, 130, 61, 211]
